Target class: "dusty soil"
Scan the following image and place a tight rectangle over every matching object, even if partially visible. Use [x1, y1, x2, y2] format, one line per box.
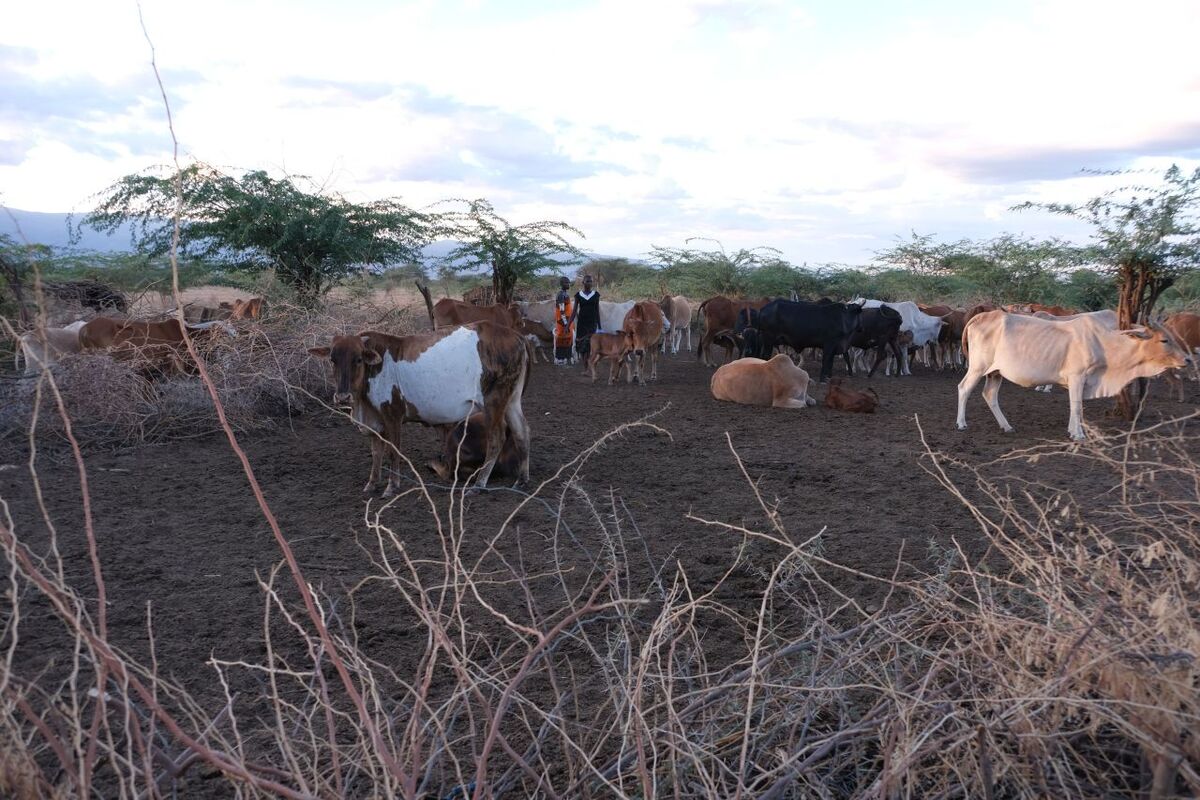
[3, 350, 1196, 793]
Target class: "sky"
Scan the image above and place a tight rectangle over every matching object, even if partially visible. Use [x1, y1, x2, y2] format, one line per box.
[2, 0, 1199, 265]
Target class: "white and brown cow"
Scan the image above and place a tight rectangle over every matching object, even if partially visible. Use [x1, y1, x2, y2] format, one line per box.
[957, 310, 1190, 440]
[659, 295, 692, 355]
[710, 354, 817, 409]
[309, 322, 530, 495]
[16, 321, 87, 375]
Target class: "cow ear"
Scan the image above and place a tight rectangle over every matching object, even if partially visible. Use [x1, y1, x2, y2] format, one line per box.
[1120, 328, 1152, 340]
[308, 346, 330, 358]
[362, 348, 383, 365]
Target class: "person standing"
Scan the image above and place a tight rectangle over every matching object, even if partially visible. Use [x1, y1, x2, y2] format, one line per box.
[571, 274, 601, 364]
[553, 276, 575, 365]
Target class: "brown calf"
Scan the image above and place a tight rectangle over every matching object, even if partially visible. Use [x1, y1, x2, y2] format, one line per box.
[823, 378, 880, 413]
[432, 298, 521, 330]
[587, 331, 635, 384]
[79, 317, 236, 375]
[428, 412, 524, 482]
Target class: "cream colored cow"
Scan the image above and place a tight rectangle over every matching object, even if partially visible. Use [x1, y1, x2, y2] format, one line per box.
[957, 310, 1190, 440]
[710, 354, 817, 409]
[16, 321, 87, 375]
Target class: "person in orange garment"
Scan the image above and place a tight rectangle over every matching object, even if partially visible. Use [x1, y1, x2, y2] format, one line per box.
[553, 276, 575, 365]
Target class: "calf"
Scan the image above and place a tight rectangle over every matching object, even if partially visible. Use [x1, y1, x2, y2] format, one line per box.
[587, 331, 635, 384]
[517, 317, 553, 363]
[428, 412, 524, 482]
[16, 321, 87, 375]
[659, 295, 693, 354]
[623, 300, 666, 383]
[309, 322, 530, 494]
[710, 354, 817, 409]
[823, 378, 880, 413]
[847, 305, 902, 377]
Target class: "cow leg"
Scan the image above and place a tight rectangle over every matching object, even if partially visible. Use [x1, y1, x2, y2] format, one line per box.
[609, 356, 621, 385]
[686, 326, 692, 355]
[503, 370, 531, 486]
[588, 352, 599, 382]
[365, 437, 384, 492]
[648, 347, 658, 380]
[981, 373, 1014, 433]
[900, 346, 911, 376]
[381, 429, 404, 497]
[1064, 375, 1088, 440]
[956, 367, 988, 430]
[820, 347, 835, 383]
[697, 330, 711, 366]
[841, 349, 853, 377]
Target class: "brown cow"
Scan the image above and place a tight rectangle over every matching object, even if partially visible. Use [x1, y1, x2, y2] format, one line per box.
[696, 296, 769, 366]
[823, 378, 880, 413]
[308, 322, 530, 495]
[1163, 312, 1200, 400]
[623, 300, 666, 383]
[229, 297, 265, 321]
[427, 412, 524, 482]
[79, 317, 236, 374]
[917, 304, 954, 318]
[586, 331, 635, 384]
[935, 309, 967, 369]
[964, 303, 998, 323]
[432, 298, 521, 330]
[710, 354, 817, 409]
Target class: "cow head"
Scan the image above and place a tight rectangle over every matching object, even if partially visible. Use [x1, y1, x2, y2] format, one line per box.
[308, 335, 382, 407]
[1121, 324, 1192, 372]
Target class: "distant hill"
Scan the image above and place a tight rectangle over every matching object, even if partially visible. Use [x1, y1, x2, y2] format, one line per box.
[0, 210, 608, 268]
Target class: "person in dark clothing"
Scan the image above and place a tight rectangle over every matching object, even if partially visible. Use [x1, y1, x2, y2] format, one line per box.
[570, 274, 601, 363]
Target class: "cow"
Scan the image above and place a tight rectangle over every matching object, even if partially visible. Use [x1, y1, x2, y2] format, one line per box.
[1028, 310, 1119, 391]
[427, 412, 524, 482]
[752, 299, 865, 382]
[586, 331, 635, 384]
[847, 305, 903, 378]
[1161, 312, 1200, 400]
[308, 322, 530, 495]
[696, 296, 770, 366]
[823, 378, 880, 413]
[432, 298, 522, 330]
[734, 307, 767, 359]
[710, 354, 817, 409]
[957, 310, 1190, 440]
[229, 296, 265, 321]
[623, 301, 666, 383]
[964, 303, 998, 323]
[853, 299, 944, 375]
[79, 317, 237, 374]
[659, 295, 693, 355]
[15, 321, 87, 375]
[517, 317, 553, 363]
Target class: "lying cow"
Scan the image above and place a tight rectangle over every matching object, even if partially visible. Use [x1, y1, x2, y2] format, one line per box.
[428, 412, 524, 482]
[586, 331, 634, 384]
[710, 354, 817, 409]
[16, 320, 87, 375]
[79, 317, 236, 375]
[823, 378, 880, 413]
[309, 322, 530, 494]
[957, 310, 1190, 440]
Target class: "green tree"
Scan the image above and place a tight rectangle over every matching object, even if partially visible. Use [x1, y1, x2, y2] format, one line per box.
[1016, 165, 1200, 326]
[648, 239, 788, 297]
[437, 199, 584, 304]
[75, 164, 432, 305]
[1017, 165, 1200, 416]
[575, 257, 650, 289]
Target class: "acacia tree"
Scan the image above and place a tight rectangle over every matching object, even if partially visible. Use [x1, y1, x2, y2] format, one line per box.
[75, 164, 433, 305]
[437, 199, 584, 304]
[1017, 165, 1200, 416]
[649, 239, 791, 297]
[1016, 165, 1200, 327]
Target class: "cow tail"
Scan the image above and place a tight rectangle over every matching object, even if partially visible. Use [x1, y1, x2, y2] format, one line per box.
[961, 318, 971, 360]
[415, 281, 436, 329]
[521, 335, 533, 398]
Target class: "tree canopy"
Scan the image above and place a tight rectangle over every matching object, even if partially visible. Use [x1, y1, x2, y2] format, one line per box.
[436, 199, 584, 304]
[75, 164, 433, 303]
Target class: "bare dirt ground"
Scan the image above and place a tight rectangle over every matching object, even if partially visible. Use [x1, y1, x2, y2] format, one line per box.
[2, 350, 1196, 793]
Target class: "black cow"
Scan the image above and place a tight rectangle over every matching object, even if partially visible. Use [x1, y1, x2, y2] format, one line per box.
[848, 305, 903, 377]
[734, 307, 769, 358]
[755, 299, 864, 382]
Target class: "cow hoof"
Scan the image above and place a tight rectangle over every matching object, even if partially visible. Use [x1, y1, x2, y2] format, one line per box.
[362, 482, 378, 493]
[956, 423, 967, 431]
[1001, 426, 1015, 433]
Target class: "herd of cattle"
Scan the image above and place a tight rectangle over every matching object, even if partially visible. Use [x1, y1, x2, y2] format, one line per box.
[9, 289, 1200, 492]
